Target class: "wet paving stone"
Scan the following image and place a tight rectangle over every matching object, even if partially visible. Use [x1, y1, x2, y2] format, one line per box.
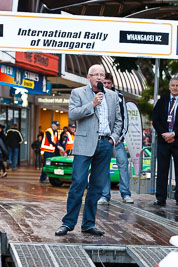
[0, 167, 177, 246]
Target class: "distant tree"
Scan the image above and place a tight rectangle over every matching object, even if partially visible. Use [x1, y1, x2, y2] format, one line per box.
[113, 57, 178, 120]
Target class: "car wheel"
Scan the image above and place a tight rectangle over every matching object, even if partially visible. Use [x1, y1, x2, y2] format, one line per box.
[49, 177, 63, 187]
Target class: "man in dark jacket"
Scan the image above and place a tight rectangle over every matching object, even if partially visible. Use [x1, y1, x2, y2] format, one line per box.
[61, 124, 76, 155]
[6, 124, 23, 170]
[153, 77, 178, 206]
[31, 134, 43, 169]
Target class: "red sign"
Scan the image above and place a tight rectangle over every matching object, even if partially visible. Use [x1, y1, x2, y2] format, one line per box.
[15, 52, 59, 76]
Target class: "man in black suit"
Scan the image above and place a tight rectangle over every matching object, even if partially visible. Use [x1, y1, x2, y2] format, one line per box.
[153, 77, 178, 206]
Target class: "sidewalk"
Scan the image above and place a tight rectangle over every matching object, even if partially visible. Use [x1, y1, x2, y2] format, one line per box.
[0, 167, 177, 246]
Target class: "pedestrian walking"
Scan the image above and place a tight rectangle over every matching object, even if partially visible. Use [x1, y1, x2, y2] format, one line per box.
[55, 64, 122, 237]
[98, 73, 134, 205]
[31, 134, 43, 169]
[153, 77, 178, 206]
[6, 124, 23, 170]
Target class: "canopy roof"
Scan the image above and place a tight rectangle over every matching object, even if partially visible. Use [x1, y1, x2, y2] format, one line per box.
[18, 0, 178, 20]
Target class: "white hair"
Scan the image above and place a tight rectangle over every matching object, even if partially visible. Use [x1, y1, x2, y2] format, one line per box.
[88, 64, 105, 74]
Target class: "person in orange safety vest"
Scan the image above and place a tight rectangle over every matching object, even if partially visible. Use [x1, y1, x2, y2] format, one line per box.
[40, 121, 64, 183]
[61, 123, 76, 155]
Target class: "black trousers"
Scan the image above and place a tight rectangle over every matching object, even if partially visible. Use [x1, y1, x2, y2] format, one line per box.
[156, 142, 178, 201]
[0, 161, 5, 173]
[35, 152, 42, 169]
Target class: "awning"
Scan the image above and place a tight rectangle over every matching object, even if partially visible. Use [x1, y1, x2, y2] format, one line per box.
[48, 54, 145, 99]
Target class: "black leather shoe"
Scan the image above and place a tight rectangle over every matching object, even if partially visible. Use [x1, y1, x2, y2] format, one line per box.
[55, 226, 71, 236]
[82, 228, 105, 236]
[154, 200, 166, 206]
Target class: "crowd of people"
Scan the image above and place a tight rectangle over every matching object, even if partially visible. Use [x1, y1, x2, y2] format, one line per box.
[38, 121, 76, 183]
[0, 119, 77, 180]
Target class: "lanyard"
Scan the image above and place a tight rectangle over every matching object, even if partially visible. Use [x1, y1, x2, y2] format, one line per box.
[169, 99, 176, 115]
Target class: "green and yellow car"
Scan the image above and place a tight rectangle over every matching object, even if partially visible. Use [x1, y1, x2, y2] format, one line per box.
[44, 148, 151, 187]
[44, 156, 119, 187]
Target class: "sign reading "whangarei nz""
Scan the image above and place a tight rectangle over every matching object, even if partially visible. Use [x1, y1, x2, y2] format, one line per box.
[0, 11, 178, 59]
[120, 31, 169, 45]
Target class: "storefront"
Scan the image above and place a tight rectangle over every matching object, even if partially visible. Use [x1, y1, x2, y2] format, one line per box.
[0, 63, 49, 164]
[35, 95, 70, 133]
[15, 52, 59, 165]
[0, 52, 59, 165]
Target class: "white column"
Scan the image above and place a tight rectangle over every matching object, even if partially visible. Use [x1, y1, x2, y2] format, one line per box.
[12, 0, 19, 12]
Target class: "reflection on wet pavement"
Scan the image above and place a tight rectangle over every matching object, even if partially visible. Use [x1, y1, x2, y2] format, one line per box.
[0, 167, 177, 246]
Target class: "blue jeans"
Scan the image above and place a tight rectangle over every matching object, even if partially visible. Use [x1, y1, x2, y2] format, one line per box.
[62, 138, 113, 230]
[8, 147, 18, 169]
[101, 142, 131, 200]
[40, 151, 55, 181]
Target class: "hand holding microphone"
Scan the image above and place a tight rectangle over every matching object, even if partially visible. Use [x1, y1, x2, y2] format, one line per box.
[93, 82, 104, 107]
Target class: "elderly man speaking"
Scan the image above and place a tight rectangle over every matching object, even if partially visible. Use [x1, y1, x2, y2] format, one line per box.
[55, 64, 122, 236]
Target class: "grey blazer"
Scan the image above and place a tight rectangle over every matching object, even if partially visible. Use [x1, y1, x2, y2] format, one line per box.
[69, 85, 122, 156]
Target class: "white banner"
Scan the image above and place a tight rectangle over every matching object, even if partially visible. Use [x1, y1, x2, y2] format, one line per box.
[0, 11, 177, 59]
[125, 102, 143, 176]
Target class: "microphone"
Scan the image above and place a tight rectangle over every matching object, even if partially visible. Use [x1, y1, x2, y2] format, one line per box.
[97, 81, 104, 93]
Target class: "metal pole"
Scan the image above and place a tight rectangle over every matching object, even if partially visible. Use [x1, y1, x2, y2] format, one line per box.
[138, 149, 143, 194]
[138, 146, 151, 194]
[150, 58, 160, 194]
[0, 232, 8, 256]
[35, 0, 41, 12]
[168, 157, 173, 199]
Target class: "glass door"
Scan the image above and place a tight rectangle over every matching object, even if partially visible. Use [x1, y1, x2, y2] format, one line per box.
[7, 108, 18, 129]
